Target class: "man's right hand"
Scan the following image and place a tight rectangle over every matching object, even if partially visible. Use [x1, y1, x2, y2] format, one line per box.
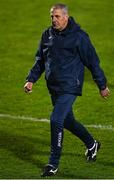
[24, 82, 33, 93]
[100, 86, 110, 99]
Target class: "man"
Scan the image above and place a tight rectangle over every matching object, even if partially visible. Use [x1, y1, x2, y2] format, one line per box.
[24, 4, 110, 177]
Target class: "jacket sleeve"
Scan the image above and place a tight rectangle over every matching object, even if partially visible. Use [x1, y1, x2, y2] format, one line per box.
[78, 32, 107, 90]
[26, 37, 45, 83]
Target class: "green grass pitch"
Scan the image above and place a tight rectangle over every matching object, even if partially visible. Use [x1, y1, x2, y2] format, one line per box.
[0, 0, 114, 178]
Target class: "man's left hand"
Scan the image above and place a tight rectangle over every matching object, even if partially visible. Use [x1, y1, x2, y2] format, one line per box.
[100, 87, 110, 99]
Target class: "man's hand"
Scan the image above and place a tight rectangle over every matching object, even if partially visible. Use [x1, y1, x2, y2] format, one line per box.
[24, 82, 33, 93]
[100, 87, 110, 99]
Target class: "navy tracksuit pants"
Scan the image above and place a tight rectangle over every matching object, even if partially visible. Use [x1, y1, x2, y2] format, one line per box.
[49, 94, 94, 168]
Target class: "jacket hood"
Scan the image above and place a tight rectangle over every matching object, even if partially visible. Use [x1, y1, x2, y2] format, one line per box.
[51, 17, 81, 35]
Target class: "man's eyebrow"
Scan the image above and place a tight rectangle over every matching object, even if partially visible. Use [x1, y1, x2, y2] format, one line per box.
[51, 15, 60, 17]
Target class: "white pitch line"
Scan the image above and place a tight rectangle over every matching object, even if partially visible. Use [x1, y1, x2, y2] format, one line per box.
[86, 124, 114, 131]
[0, 113, 114, 131]
[0, 113, 49, 122]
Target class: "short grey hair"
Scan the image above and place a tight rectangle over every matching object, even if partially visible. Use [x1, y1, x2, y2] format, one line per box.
[50, 3, 69, 14]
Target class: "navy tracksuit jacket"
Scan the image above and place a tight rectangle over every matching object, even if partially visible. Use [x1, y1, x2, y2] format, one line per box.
[27, 17, 107, 95]
[26, 17, 107, 168]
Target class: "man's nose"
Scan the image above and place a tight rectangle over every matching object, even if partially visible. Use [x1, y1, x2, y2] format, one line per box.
[52, 16, 57, 22]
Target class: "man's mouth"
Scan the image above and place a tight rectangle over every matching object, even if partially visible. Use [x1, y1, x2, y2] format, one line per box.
[53, 22, 58, 27]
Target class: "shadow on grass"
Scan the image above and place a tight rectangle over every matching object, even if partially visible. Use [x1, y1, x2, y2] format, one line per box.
[98, 160, 114, 168]
[0, 130, 85, 178]
[0, 130, 49, 168]
[57, 172, 89, 179]
[62, 152, 82, 159]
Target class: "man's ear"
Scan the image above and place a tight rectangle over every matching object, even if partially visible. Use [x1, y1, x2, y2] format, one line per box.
[65, 15, 69, 21]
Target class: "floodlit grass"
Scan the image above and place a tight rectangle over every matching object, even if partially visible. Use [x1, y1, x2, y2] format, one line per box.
[0, 118, 114, 179]
[0, 0, 114, 178]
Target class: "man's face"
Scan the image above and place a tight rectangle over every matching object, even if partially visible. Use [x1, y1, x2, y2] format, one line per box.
[50, 9, 69, 31]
